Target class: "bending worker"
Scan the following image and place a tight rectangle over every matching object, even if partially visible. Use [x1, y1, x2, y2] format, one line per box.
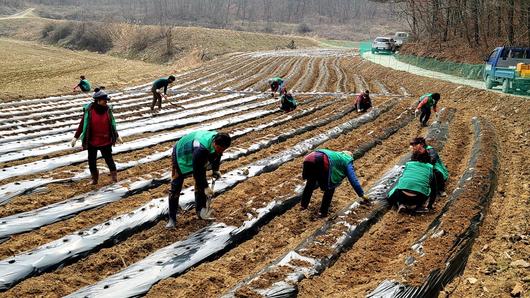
[415, 92, 440, 127]
[268, 77, 286, 97]
[387, 137, 437, 213]
[151, 75, 176, 112]
[301, 149, 368, 217]
[166, 130, 231, 228]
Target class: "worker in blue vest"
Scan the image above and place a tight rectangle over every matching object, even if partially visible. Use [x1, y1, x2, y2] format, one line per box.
[166, 130, 231, 228]
[387, 137, 438, 213]
[301, 149, 368, 217]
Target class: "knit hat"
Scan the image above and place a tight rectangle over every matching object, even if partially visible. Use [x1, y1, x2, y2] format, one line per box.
[93, 88, 110, 101]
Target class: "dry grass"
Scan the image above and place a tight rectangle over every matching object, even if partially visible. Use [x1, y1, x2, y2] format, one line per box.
[0, 38, 175, 100]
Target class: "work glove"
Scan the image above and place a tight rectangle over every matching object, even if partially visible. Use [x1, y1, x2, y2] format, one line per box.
[357, 109, 362, 113]
[156, 88, 161, 94]
[117, 136, 124, 144]
[70, 138, 78, 147]
[414, 109, 419, 118]
[212, 170, 222, 179]
[204, 187, 214, 198]
[360, 194, 371, 205]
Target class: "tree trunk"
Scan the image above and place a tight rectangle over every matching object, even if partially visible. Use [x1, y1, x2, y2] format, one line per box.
[507, 0, 514, 45]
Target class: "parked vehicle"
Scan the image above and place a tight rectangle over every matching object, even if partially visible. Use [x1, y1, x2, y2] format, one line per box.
[393, 32, 409, 50]
[483, 47, 530, 93]
[371, 37, 395, 54]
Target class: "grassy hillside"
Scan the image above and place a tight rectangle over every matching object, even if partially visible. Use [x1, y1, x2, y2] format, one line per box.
[0, 15, 318, 64]
[0, 38, 175, 100]
[0, 13, 319, 100]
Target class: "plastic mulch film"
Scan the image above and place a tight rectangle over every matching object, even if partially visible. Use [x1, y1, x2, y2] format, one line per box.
[0, 98, 402, 292]
[367, 117, 500, 298]
[64, 99, 408, 298]
[221, 109, 455, 298]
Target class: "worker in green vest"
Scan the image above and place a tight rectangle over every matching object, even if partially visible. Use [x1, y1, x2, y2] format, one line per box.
[268, 77, 286, 97]
[73, 75, 91, 93]
[415, 93, 440, 127]
[301, 149, 368, 217]
[387, 137, 438, 213]
[425, 139, 449, 197]
[166, 130, 232, 228]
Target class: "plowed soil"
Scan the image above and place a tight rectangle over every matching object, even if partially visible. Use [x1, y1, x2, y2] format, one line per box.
[0, 48, 528, 298]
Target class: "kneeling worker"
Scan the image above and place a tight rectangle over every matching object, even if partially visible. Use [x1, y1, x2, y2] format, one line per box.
[301, 149, 368, 217]
[387, 137, 437, 212]
[166, 130, 231, 228]
[280, 92, 297, 112]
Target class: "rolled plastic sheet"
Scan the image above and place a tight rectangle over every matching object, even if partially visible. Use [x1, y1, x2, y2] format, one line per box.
[367, 117, 500, 298]
[222, 109, 454, 298]
[0, 98, 400, 293]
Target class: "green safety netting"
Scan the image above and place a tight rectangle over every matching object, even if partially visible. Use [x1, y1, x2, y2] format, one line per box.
[358, 41, 484, 80]
[358, 41, 372, 55]
[395, 54, 485, 80]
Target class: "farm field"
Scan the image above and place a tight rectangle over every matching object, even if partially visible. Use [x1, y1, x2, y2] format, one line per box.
[0, 48, 528, 298]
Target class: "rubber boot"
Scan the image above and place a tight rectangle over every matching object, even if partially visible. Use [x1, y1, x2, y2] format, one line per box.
[91, 170, 99, 185]
[110, 171, 118, 183]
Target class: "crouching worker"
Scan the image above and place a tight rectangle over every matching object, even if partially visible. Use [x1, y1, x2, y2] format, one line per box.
[73, 75, 91, 93]
[166, 130, 231, 228]
[301, 149, 368, 217]
[355, 90, 372, 113]
[268, 77, 286, 97]
[425, 139, 449, 197]
[280, 92, 297, 112]
[387, 138, 437, 213]
[71, 88, 122, 185]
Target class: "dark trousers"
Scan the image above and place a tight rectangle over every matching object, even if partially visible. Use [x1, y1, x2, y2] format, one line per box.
[87, 144, 116, 174]
[388, 189, 429, 209]
[168, 147, 208, 221]
[151, 89, 162, 110]
[419, 106, 431, 126]
[301, 179, 335, 216]
[301, 155, 334, 215]
[357, 101, 372, 112]
[434, 170, 446, 192]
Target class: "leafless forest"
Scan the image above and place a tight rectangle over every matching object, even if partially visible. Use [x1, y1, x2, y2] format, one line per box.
[2, 0, 529, 47]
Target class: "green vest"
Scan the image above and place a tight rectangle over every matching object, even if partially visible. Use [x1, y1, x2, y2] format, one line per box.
[80, 79, 91, 92]
[152, 78, 169, 90]
[389, 161, 434, 197]
[317, 149, 353, 185]
[175, 130, 217, 175]
[426, 145, 449, 180]
[271, 77, 283, 84]
[420, 93, 435, 108]
[80, 103, 117, 149]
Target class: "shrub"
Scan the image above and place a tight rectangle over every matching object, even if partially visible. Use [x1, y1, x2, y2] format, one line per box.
[70, 22, 113, 53]
[42, 23, 73, 43]
[296, 23, 312, 34]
